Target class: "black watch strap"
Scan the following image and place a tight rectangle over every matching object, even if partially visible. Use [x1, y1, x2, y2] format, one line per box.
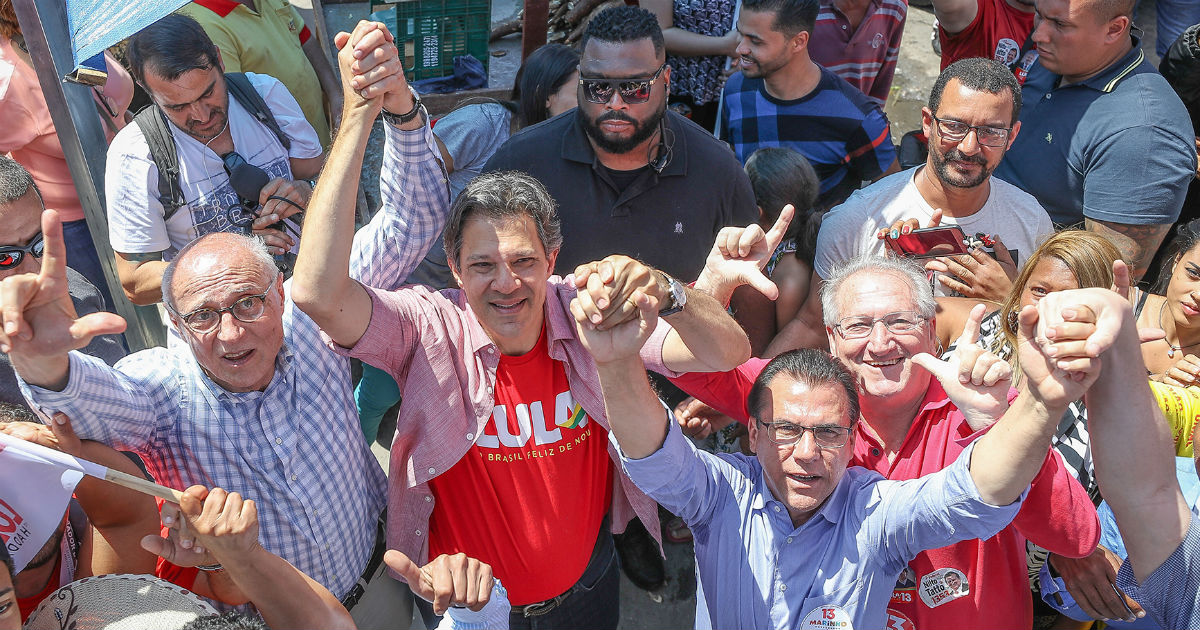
[381, 87, 424, 125]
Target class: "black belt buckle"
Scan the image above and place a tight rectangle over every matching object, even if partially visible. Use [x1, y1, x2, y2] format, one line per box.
[520, 593, 568, 618]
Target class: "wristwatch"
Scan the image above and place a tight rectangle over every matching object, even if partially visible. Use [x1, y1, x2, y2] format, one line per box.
[657, 271, 687, 316]
[381, 86, 425, 126]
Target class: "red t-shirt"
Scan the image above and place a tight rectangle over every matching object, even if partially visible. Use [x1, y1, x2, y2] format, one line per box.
[427, 327, 613, 606]
[938, 0, 1035, 70]
[17, 552, 62, 623]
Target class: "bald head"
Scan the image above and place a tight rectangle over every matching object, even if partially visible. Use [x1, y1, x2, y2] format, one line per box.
[162, 232, 275, 311]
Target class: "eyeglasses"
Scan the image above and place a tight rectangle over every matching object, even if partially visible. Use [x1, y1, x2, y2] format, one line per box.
[833, 311, 927, 339]
[931, 116, 1012, 147]
[579, 64, 667, 105]
[756, 420, 853, 448]
[0, 233, 45, 268]
[171, 283, 276, 333]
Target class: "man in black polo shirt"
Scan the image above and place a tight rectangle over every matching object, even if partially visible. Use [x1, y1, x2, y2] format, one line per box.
[483, 6, 757, 283]
[993, 0, 1195, 280]
[482, 6, 758, 592]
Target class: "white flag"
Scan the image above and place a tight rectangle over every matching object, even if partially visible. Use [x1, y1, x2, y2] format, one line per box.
[0, 432, 108, 573]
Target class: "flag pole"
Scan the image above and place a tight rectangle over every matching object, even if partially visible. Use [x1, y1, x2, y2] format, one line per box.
[102, 468, 185, 503]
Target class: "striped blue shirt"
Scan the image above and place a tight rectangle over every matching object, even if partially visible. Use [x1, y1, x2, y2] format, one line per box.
[719, 67, 896, 209]
[19, 120, 451, 599]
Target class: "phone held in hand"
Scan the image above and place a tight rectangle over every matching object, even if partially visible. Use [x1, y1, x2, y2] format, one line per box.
[885, 226, 969, 259]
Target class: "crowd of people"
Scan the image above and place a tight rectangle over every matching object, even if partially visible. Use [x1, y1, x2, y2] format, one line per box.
[1, 0, 1200, 628]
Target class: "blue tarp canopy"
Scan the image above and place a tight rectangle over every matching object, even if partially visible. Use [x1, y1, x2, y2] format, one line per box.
[67, 0, 190, 70]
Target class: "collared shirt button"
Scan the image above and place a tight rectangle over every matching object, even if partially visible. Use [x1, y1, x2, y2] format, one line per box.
[779, 584, 787, 592]
[291, 474, 298, 481]
[275, 437, 282, 445]
[773, 505, 781, 513]
[415, 529, 423, 536]
[487, 347, 495, 354]
[325, 544, 331, 551]
[1045, 93, 1052, 99]
[428, 467, 436, 475]
[425, 495, 432, 502]
[487, 386, 494, 395]
[871, 448, 881, 457]
[466, 433, 474, 441]
[786, 537, 793, 544]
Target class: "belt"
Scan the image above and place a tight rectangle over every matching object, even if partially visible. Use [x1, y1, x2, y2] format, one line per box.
[341, 514, 387, 610]
[512, 584, 581, 618]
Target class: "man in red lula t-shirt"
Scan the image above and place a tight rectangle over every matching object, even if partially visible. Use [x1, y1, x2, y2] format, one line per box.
[290, 22, 753, 627]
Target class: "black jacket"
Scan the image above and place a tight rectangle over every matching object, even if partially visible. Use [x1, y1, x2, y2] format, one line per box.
[1161, 23, 1200, 132]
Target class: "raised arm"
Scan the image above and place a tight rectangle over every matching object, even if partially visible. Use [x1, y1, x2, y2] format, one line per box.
[930, 0, 981, 36]
[291, 20, 436, 346]
[157, 486, 355, 630]
[1078, 291, 1192, 579]
[0, 210, 126, 391]
[951, 293, 1109, 506]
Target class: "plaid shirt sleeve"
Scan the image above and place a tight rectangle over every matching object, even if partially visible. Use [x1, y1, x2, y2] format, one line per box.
[350, 119, 451, 290]
[18, 350, 171, 454]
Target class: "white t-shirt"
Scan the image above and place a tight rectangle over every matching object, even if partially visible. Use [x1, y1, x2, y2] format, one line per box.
[105, 72, 322, 259]
[814, 166, 1054, 296]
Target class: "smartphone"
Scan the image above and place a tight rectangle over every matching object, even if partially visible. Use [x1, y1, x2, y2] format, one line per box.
[885, 225, 968, 259]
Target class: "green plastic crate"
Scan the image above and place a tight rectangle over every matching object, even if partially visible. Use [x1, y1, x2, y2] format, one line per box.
[379, 0, 491, 80]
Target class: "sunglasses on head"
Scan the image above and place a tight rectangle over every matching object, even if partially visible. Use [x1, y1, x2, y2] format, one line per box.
[0, 232, 45, 269]
[579, 64, 667, 105]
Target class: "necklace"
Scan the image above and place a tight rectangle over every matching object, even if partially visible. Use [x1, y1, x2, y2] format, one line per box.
[1158, 300, 1200, 358]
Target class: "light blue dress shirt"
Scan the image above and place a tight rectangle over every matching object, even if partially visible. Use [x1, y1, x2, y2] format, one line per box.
[618, 419, 1024, 629]
[1041, 456, 1200, 628]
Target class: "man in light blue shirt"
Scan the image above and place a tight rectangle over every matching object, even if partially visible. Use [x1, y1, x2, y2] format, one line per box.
[569, 252, 1112, 629]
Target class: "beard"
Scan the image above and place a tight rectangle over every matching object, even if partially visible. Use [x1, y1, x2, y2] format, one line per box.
[929, 144, 994, 189]
[737, 52, 791, 79]
[24, 524, 64, 571]
[581, 102, 667, 155]
[185, 107, 228, 142]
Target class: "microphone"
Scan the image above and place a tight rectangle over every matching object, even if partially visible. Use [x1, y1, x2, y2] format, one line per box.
[228, 163, 270, 208]
[227, 162, 295, 273]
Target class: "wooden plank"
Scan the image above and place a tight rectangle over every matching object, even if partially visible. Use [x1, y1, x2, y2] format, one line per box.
[10, 0, 165, 351]
[522, 0, 548, 59]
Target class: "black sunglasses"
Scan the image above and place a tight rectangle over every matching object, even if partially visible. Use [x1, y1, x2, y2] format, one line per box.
[0, 233, 45, 269]
[579, 64, 667, 105]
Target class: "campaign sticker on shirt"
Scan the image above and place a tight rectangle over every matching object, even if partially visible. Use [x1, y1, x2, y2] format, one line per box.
[918, 568, 970, 608]
[993, 38, 1020, 65]
[800, 604, 853, 629]
[885, 608, 915, 630]
[890, 566, 917, 605]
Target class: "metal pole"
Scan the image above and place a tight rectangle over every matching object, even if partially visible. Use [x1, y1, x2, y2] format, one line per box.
[10, 0, 165, 350]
